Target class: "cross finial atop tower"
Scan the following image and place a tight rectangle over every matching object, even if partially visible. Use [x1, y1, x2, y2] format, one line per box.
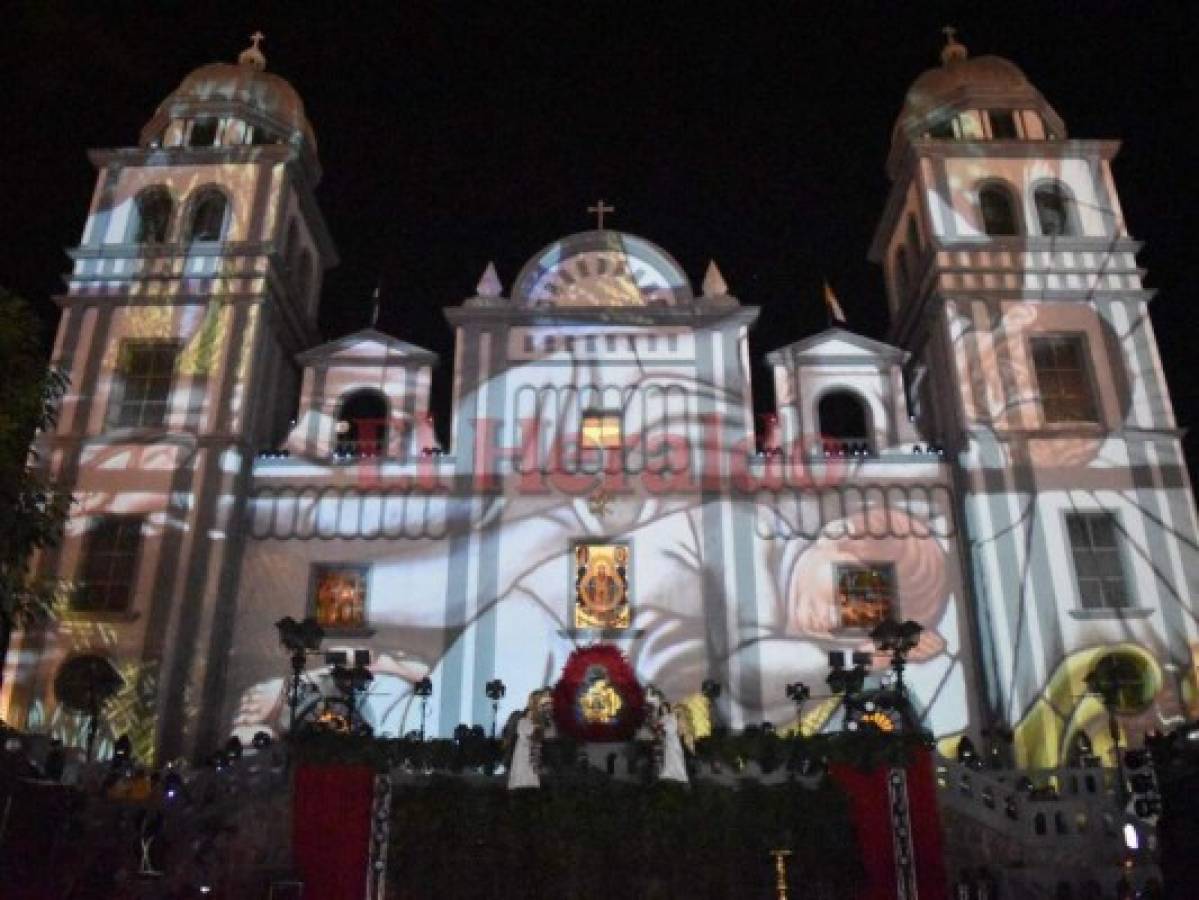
[239, 31, 267, 70]
[369, 281, 381, 327]
[940, 25, 967, 65]
[587, 199, 615, 230]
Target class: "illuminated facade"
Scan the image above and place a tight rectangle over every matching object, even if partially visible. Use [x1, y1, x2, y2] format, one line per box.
[3, 34, 1196, 769]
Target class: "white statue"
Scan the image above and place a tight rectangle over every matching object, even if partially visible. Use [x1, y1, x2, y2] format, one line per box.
[507, 714, 540, 790]
[657, 703, 689, 784]
[507, 691, 548, 790]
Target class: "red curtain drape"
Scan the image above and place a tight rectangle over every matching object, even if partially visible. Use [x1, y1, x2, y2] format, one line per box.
[293, 764, 376, 900]
[831, 762, 897, 900]
[830, 749, 949, 900]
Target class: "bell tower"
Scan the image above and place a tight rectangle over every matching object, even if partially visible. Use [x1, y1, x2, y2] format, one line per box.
[0, 35, 337, 761]
[870, 31, 1199, 766]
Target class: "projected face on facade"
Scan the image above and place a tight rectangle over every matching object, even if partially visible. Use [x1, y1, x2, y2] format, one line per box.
[9, 36, 1199, 776]
[222, 230, 973, 747]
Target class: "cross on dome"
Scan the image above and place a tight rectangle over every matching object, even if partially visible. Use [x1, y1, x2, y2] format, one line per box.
[369, 281, 381, 327]
[940, 25, 967, 65]
[239, 30, 267, 70]
[587, 199, 615, 230]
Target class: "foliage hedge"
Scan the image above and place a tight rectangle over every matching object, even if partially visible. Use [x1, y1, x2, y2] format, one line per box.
[386, 773, 862, 900]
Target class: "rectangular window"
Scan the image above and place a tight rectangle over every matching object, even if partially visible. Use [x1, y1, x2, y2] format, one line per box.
[110, 341, 179, 428]
[833, 563, 896, 631]
[580, 411, 622, 450]
[313, 565, 369, 630]
[1066, 513, 1130, 609]
[989, 110, 1018, 139]
[74, 516, 143, 612]
[573, 542, 630, 630]
[1030, 334, 1099, 424]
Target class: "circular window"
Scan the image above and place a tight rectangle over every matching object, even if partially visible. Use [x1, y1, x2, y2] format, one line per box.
[1086, 652, 1154, 714]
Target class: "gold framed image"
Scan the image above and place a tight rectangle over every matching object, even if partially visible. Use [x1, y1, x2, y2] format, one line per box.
[573, 542, 630, 630]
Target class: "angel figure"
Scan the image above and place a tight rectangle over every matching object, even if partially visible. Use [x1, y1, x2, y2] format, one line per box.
[657, 702, 689, 784]
[507, 691, 547, 790]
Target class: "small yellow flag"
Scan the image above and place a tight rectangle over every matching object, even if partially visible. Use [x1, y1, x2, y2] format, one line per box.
[823, 280, 847, 324]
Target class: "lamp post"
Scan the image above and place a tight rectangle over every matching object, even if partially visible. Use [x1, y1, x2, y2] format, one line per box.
[829, 651, 868, 709]
[414, 677, 433, 741]
[1086, 655, 1144, 803]
[870, 619, 923, 702]
[274, 616, 325, 735]
[331, 649, 374, 733]
[485, 679, 506, 738]
[785, 682, 810, 727]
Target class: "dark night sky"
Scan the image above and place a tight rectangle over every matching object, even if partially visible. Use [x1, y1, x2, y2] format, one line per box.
[1, 3, 1196, 466]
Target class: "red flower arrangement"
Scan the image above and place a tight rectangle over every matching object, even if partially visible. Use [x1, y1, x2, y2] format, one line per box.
[551, 644, 646, 742]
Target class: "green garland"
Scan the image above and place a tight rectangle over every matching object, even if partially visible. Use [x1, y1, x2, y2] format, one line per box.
[290, 725, 931, 775]
[695, 726, 933, 773]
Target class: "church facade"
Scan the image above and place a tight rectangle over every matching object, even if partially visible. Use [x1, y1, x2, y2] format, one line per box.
[3, 33, 1196, 768]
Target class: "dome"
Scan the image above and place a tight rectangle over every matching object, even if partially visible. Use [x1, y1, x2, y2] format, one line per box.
[142, 35, 316, 152]
[511, 230, 694, 308]
[892, 31, 1062, 147]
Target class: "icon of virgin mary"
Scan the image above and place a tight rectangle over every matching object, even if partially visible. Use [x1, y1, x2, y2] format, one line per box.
[581, 560, 622, 613]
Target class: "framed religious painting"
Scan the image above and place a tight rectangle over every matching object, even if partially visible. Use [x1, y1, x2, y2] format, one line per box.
[833, 562, 896, 631]
[310, 563, 371, 632]
[571, 541, 631, 630]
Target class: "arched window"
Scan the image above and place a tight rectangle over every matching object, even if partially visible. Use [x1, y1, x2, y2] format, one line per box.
[189, 118, 218, 147]
[1034, 181, 1076, 236]
[335, 389, 388, 458]
[186, 189, 229, 242]
[978, 183, 1020, 236]
[817, 390, 872, 455]
[131, 188, 172, 244]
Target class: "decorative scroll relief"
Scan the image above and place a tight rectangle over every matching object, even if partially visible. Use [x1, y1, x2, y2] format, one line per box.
[524, 251, 676, 307]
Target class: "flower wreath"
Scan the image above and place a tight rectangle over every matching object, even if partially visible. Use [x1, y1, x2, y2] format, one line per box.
[552, 644, 646, 742]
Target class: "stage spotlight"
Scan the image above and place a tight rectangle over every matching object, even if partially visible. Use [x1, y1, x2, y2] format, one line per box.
[163, 769, 183, 801]
[414, 677, 434, 741]
[114, 734, 132, 761]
